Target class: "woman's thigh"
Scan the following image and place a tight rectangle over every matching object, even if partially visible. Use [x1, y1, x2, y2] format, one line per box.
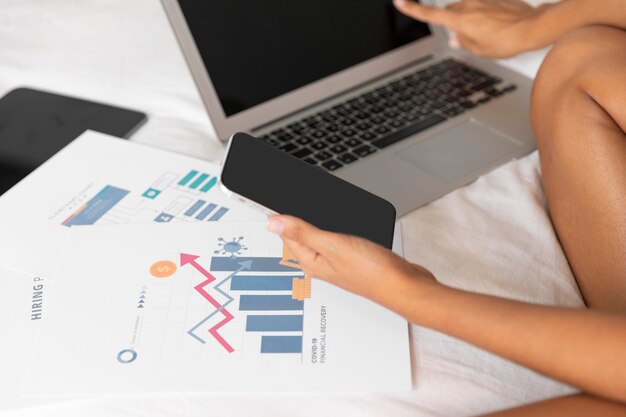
[531, 25, 626, 312]
[481, 394, 626, 417]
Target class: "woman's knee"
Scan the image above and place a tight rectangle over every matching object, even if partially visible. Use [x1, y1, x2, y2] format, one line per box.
[531, 25, 626, 148]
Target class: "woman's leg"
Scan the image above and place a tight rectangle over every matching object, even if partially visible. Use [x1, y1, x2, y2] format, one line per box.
[531, 25, 626, 312]
[481, 394, 626, 417]
[478, 25, 626, 417]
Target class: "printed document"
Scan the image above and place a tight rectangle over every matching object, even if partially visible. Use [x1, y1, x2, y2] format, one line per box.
[25, 223, 411, 395]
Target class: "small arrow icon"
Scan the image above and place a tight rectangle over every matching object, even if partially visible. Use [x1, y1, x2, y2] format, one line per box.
[237, 260, 253, 270]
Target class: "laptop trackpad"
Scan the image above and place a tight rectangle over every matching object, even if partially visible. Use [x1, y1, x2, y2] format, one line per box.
[397, 120, 523, 183]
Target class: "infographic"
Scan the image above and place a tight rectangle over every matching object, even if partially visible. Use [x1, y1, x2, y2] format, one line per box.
[0, 131, 263, 280]
[60, 169, 231, 227]
[25, 223, 411, 395]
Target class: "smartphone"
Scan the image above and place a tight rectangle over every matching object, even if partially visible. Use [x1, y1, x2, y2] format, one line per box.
[220, 132, 396, 248]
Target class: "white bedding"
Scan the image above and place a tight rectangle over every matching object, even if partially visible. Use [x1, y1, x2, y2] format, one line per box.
[0, 1, 584, 416]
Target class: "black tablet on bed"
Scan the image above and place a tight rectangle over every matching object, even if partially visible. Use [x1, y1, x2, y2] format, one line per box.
[0, 87, 146, 195]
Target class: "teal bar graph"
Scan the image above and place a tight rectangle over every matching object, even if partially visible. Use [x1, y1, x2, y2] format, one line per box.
[189, 173, 209, 189]
[178, 170, 198, 186]
[200, 176, 218, 192]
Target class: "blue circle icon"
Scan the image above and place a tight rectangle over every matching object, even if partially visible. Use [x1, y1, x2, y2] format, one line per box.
[117, 348, 137, 364]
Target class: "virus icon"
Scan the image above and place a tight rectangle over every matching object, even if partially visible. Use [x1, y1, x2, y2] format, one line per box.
[214, 236, 247, 258]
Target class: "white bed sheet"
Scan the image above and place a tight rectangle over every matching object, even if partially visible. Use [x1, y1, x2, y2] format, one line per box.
[0, 1, 584, 416]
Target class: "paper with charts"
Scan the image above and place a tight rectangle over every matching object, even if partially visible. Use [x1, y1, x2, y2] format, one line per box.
[0, 267, 60, 411]
[0, 130, 263, 279]
[25, 223, 411, 395]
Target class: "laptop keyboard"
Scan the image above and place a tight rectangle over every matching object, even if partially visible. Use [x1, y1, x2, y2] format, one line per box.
[258, 58, 517, 171]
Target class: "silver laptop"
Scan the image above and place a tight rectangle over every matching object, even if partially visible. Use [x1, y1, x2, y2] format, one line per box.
[161, 0, 535, 216]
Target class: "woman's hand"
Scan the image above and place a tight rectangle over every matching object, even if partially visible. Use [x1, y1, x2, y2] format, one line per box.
[394, 0, 555, 58]
[266, 215, 436, 307]
[266, 219, 626, 406]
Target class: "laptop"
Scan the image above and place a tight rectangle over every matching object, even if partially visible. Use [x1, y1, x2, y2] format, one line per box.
[161, 0, 535, 216]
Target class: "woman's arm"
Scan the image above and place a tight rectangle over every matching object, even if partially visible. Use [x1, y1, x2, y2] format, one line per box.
[393, 0, 626, 58]
[266, 215, 626, 404]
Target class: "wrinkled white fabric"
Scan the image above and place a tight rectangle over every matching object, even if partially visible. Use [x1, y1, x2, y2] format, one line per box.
[0, 1, 582, 416]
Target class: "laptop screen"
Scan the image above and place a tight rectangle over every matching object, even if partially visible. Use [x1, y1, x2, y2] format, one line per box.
[178, 1, 431, 117]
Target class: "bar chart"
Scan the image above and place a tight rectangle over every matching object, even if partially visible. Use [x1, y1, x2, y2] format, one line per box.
[62, 185, 129, 227]
[146, 170, 228, 223]
[147, 170, 228, 223]
[61, 167, 234, 227]
[209, 254, 308, 355]
[27, 221, 412, 395]
[176, 169, 218, 193]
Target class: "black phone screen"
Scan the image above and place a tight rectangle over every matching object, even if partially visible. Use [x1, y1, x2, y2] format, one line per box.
[221, 133, 396, 248]
[0, 88, 146, 196]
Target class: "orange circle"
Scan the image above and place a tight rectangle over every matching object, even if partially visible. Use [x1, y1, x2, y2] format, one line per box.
[150, 260, 177, 278]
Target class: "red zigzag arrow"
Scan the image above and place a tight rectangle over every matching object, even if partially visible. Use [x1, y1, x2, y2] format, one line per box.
[180, 253, 234, 353]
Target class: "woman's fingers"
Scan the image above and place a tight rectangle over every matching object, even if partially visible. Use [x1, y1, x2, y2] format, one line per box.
[394, 0, 547, 58]
[281, 237, 319, 273]
[267, 215, 339, 258]
[266, 216, 437, 300]
[455, 33, 477, 52]
[267, 215, 373, 282]
[282, 236, 317, 264]
[393, 0, 460, 30]
[448, 32, 461, 49]
[282, 237, 339, 280]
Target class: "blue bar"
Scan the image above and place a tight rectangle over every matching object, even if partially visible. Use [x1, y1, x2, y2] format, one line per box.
[63, 186, 129, 227]
[178, 170, 198, 186]
[208, 207, 229, 221]
[195, 203, 216, 220]
[189, 173, 209, 189]
[246, 315, 303, 332]
[239, 295, 303, 311]
[231, 276, 293, 291]
[184, 200, 206, 217]
[211, 257, 302, 272]
[261, 336, 303, 353]
[200, 176, 218, 192]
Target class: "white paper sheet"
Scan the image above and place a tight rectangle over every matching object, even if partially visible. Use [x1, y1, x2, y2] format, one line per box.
[0, 268, 58, 411]
[0, 130, 264, 280]
[0, 225, 405, 412]
[24, 223, 411, 396]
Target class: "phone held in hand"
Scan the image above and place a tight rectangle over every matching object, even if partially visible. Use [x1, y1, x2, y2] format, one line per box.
[220, 132, 396, 249]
